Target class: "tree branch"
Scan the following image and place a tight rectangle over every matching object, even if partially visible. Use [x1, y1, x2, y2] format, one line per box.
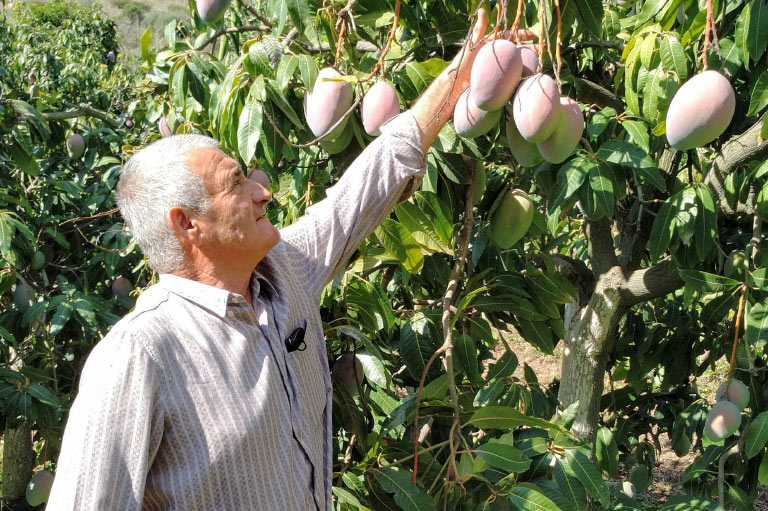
[705, 120, 768, 216]
[289, 39, 379, 54]
[563, 40, 625, 55]
[574, 77, 624, 112]
[586, 217, 619, 278]
[195, 23, 272, 50]
[619, 258, 684, 306]
[35, 102, 119, 129]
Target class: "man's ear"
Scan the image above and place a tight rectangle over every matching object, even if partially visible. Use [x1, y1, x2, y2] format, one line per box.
[167, 207, 201, 245]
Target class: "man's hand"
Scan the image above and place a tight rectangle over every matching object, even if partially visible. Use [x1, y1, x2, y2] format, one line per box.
[410, 8, 490, 154]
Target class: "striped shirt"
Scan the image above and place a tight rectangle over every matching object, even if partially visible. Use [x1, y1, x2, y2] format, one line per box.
[47, 112, 425, 510]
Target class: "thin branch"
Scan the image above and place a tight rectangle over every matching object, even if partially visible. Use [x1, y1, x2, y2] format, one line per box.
[35, 102, 120, 129]
[60, 207, 119, 226]
[706, 121, 768, 217]
[563, 40, 625, 55]
[195, 23, 271, 50]
[242, 3, 273, 27]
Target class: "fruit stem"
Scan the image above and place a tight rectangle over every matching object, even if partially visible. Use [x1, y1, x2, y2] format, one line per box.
[701, 0, 713, 70]
[335, 18, 347, 68]
[492, 0, 505, 39]
[366, 0, 400, 80]
[538, 0, 546, 72]
[554, 0, 562, 87]
[511, 0, 524, 42]
[725, 284, 747, 395]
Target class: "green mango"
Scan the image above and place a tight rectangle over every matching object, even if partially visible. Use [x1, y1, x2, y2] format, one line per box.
[488, 189, 534, 249]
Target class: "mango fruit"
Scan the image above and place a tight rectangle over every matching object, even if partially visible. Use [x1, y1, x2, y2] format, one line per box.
[512, 74, 561, 143]
[469, 40, 522, 111]
[306, 67, 354, 139]
[158, 116, 172, 137]
[361, 80, 400, 136]
[519, 46, 538, 77]
[112, 276, 133, 298]
[537, 96, 584, 164]
[472, 164, 486, 204]
[332, 353, 364, 395]
[196, 0, 231, 24]
[716, 378, 750, 411]
[453, 89, 501, 138]
[488, 189, 534, 249]
[704, 400, 741, 441]
[665, 70, 735, 150]
[724, 249, 747, 280]
[505, 111, 543, 167]
[319, 122, 353, 154]
[66, 134, 85, 159]
[30, 250, 45, 270]
[26, 470, 54, 507]
[13, 278, 34, 311]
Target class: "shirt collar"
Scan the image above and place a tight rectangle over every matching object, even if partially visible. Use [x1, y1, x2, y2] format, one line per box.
[158, 269, 277, 318]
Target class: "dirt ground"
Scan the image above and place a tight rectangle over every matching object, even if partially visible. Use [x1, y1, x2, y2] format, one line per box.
[502, 333, 768, 509]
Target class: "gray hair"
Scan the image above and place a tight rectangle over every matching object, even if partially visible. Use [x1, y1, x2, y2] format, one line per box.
[116, 134, 219, 274]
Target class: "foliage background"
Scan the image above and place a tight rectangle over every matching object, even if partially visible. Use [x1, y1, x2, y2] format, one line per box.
[2, 0, 768, 509]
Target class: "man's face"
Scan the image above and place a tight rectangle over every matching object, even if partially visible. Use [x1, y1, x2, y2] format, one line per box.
[186, 147, 280, 267]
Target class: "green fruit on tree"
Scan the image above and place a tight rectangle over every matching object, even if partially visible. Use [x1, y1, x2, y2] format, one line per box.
[704, 400, 741, 441]
[453, 89, 501, 138]
[666, 70, 735, 150]
[66, 134, 85, 159]
[305, 67, 354, 139]
[716, 378, 750, 411]
[512, 73, 561, 143]
[488, 189, 534, 249]
[30, 250, 45, 270]
[332, 353, 364, 395]
[319, 122, 353, 155]
[13, 278, 34, 311]
[469, 40, 522, 111]
[26, 470, 54, 506]
[672, 432, 691, 457]
[505, 110, 543, 167]
[537, 96, 584, 164]
[724, 250, 747, 280]
[361, 80, 400, 136]
[196, 0, 231, 24]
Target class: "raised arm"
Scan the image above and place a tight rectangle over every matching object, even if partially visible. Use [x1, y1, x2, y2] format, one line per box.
[278, 9, 491, 297]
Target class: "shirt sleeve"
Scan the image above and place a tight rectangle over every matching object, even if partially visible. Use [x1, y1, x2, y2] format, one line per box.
[280, 110, 425, 297]
[47, 328, 163, 510]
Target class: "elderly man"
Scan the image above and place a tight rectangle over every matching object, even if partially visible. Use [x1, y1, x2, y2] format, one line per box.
[47, 11, 490, 511]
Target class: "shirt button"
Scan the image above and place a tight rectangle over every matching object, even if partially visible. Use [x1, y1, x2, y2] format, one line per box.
[227, 310, 235, 318]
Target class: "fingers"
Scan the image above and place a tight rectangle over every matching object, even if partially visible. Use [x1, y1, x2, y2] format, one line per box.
[471, 8, 488, 45]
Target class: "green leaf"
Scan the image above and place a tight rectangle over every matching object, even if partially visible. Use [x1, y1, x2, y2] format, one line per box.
[575, 0, 603, 37]
[516, 319, 556, 354]
[622, 120, 650, 153]
[595, 427, 619, 477]
[140, 29, 153, 63]
[275, 55, 298, 91]
[563, 450, 609, 507]
[553, 463, 586, 511]
[693, 183, 717, 261]
[659, 494, 725, 511]
[373, 467, 436, 511]
[746, 302, 768, 349]
[454, 334, 480, 384]
[679, 270, 740, 293]
[589, 161, 615, 217]
[49, 301, 73, 336]
[760, 453, 768, 484]
[237, 95, 263, 164]
[648, 193, 680, 261]
[405, 62, 433, 93]
[466, 406, 570, 435]
[749, 70, 768, 116]
[376, 219, 424, 273]
[286, 0, 319, 46]
[396, 200, 451, 253]
[357, 352, 388, 388]
[743, 0, 768, 62]
[476, 443, 531, 473]
[745, 412, 768, 459]
[548, 157, 590, 215]
[248, 39, 280, 79]
[296, 54, 319, 90]
[727, 486, 753, 511]
[264, 81, 303, 128]
[486, 351, 518, 381]
[400, 313, 436, 381]
[660, 34, 688, 80]
[598, 139, 656, 170]
[26, 383, 60, 408]
[508, 484, 561, 511]
[640, 32, 658, 69]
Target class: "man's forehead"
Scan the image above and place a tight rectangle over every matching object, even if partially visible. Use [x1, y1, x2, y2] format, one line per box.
[186, 147, 241, 179]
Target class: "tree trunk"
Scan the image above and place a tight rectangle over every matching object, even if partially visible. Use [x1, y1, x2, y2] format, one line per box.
[2, 422, 36, 502]
[558, 268, 626, 439]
